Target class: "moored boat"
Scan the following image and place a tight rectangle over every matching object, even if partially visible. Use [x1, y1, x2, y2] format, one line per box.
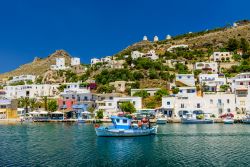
[181, 111, 213, 124]
[242, 112, 250, 124]
[156, 117, 167, 124]
[95, 116, 158, 137]
[221, 113, 234, 124]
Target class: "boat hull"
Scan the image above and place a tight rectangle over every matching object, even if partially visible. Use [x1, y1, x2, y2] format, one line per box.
[181, 119, 213, 124]
[95, 126, 158, 137]
[156, 119, 167, 124]
[242, 119, 250, 124]
[223, 119, 234, 124]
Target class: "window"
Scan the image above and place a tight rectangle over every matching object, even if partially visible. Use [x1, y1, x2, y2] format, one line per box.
[210, 99, 213, 104]
[218, 99, 222, 104]
[227, 99, 230, 104]
[178, 76, 182, 79]
[197, 103, 200, 108]
[181, 104, 184, 108]
[167, 101, 170, 105]
[116, 119, 120, 123]
[240, 82, 243, 85]
[123, 119, 127, 123]
[108, 103, 112, 106]
[227, 108, 231, 112]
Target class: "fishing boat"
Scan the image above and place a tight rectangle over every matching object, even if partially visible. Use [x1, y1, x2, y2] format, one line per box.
[220, 113, 234, 124]
[181, 112, 213, 124]
[242, 112, 250, 124]
[95, 116, 158, 137]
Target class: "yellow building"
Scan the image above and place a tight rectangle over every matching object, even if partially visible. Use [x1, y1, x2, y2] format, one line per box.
[0, 99, 18, 119]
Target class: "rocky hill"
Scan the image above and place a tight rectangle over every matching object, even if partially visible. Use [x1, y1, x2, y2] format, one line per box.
[0, 50, 72, 79]
[1, 20, 250, 80]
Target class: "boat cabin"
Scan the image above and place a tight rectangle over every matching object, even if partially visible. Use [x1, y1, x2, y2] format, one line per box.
[111, 116, 132, 129]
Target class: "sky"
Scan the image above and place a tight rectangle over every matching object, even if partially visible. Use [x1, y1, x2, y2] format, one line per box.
[0, 0, 249, 73]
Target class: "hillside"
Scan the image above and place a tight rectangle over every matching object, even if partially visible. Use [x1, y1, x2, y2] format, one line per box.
[1, 20, 250, 81]
[0, 50, 72, 79]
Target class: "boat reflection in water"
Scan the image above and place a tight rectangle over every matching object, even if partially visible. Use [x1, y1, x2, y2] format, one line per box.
[95, 116, 158, 137]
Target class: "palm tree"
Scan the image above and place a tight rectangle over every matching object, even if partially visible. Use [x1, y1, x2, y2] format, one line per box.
[29, 98, 37, 111]
[41, 96, 48, 111]
[19, 97, 30, 113]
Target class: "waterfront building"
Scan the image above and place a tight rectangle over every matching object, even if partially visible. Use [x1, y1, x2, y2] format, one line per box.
[162, 92, 236, 118]
[198, 74, 227, 92]
[58, 83, 93, 112]
[4, 84, 59, 99]
[130, 88, 161, 96]
[175, 74, 195, 87]
[177, 87, 197, 96]
[194, 62, 218, 74]
[235, 87, 250, 113]
[71, 57, 81, 66]
[94, 95, 142, 118]
[0, 99, 18, 119]
[210, 52, 233, 62]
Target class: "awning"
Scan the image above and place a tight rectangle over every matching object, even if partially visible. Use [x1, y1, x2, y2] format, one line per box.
[60, 105, 67, 109]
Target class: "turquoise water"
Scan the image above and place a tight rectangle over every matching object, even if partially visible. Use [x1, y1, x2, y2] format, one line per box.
[1, 123, 250, 167]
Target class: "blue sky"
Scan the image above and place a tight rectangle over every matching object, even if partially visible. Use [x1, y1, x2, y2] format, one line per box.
[0, 0, 249, 73]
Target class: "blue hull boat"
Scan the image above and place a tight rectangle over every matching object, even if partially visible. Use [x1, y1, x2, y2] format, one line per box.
[181, 119, 213, 124]
[242, 119, 250, 124]
[95, 116, 158, 137]
[95, 127, 157, 137]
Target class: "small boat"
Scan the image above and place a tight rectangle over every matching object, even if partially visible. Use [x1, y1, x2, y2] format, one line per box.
[156, 117, 167, 124]
[220, 113, 234, 124]
[223, 117, 234, 124]
[181, 112, 213, 124]
[242, 113, 250, 124]
[95, 116, 158, 137]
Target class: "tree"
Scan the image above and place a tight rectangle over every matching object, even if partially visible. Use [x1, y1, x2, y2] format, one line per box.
[96, 110, 104, 119]
[149, 68, 158, 79]
[47, 100, 58, 112]
[220, 85, 230, 92]
[194, 70, 202, 78]
[42, 96, 48, 111]
[155, 89, 169, 100]
[119, 102, 136, 113]
[143, 96, 157, 109]
[97, 85, 114, 93]
[29, 98, 37, 111]
[26, 80, 33, 85]
[19, 97, 30, 113]
[58, 84, 67, 92]
[227, 38, 239, 51]
[240, 38, 249, 53]
[172, 87, 179, 94]
[133, 90, 149, 98]
[87, 106, 95, 113]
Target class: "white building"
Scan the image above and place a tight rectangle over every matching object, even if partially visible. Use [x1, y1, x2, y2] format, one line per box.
[143, 36, 148, 41]
[211, 52, 233, 62]
[195, 62, 218, 74]
[95, 96, 142, 118]
[51, 58, 69, 70]
[7, 75, 36, 85]
[90, 58, 101, 65]
[162, 92, 236, 118]
[198, 74, 227, 92]
[175, 74, 195, 87]
[231, 72, 250, 92]
[101, 56, 112, 63]
[71, 57, 81, 66]
[153, 36, 159, 42]
[4, 84, 59, 99]
[145, 50, 159, 60]
[167, 44, 189, 52]
[235, 88, 250, 113]
[131, 51, 144, 59]
[166, 34, 171, 40]
[177, 87, 197, 96]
